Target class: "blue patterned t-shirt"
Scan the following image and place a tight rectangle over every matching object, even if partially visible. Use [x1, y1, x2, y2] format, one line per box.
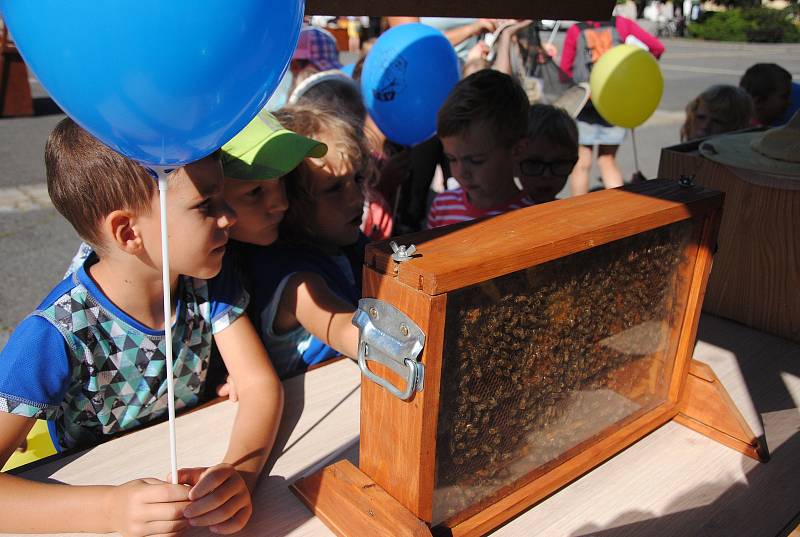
[0, 254, 247, 451]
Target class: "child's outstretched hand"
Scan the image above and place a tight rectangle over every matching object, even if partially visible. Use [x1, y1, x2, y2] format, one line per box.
[178, 464, 252, 534]
[108, 478, 191, 537]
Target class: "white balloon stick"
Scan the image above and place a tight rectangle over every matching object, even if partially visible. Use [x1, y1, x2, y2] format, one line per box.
[156, 169, 178, 485]
[547, 21, 562, 45]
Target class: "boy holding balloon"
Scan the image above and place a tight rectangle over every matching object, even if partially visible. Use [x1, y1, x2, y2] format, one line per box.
[428, 69, 535, 228]
[0, 118, 283, 535]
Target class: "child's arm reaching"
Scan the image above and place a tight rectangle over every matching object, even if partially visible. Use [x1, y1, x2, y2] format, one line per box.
[0, 413, 191, 535]
[178, 314, 283, 534]
[276, 271, 360, 360]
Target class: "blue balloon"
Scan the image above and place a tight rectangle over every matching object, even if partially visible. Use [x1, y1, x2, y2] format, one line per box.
[361, 23, 459, 146]
[0, 1, 304, 165]
[340, 62, 356, 77]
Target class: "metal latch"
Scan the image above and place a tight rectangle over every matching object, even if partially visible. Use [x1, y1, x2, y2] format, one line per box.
[352, 298, 425, 400]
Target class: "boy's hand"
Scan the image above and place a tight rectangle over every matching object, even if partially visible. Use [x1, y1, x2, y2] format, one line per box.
[178, 464, 252, 534]
[108, 478, 191, 537]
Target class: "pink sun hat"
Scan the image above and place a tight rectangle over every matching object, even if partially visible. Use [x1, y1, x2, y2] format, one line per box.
[293, 26, 343, 72]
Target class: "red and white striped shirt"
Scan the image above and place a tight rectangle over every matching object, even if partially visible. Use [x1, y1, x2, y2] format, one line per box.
[427, 188, 536, 229]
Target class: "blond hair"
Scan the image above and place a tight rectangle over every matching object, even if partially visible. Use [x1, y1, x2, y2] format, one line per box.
[681, 85, 753, 142]
[273, 103, 375, 243]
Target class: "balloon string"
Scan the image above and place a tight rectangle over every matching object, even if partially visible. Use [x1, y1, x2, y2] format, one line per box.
[631, 128, 640, 173]
[157, 174, 179, 485]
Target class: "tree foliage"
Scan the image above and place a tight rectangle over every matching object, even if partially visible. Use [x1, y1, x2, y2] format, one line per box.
[689, 6, 800, 42]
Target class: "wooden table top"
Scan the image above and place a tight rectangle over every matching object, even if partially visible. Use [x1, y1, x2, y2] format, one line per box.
[10, 314, 800, 537]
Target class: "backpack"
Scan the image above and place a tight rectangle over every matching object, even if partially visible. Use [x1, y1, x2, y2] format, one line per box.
[571, 18, 622, 84]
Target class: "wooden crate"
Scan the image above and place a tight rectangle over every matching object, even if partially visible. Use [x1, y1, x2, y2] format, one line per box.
[659, 141, 800, 343]
[293, 179, 765, 537]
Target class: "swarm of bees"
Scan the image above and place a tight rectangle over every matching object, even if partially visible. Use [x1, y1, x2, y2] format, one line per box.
[433, 221, 693, 521]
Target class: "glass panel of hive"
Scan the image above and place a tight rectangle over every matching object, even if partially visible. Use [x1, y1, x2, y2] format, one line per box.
[432, 220, 696, 525]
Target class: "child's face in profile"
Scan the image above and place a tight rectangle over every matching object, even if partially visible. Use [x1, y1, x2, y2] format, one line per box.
[139, 156, 236, 279]
[757, 82, 791, 125]
[515, 137, 577, 204]
[441, 120, 521, 210]
[689, 100, 730, 140]
[223, 177, 288, 246]
[303, 143, 365, 247]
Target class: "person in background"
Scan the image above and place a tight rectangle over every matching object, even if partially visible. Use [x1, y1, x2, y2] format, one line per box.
[515, 104, 579, 204]
[387, 17, 499, 65]
[739, 63, 793, 127]
[289, 69, 367, 129]
[428, 69, 533, 228]
[346, 16, 362, 53]
[491, 19, 536, 78]
[680, 85, 754, 142]
[263, 24, 344, 112]
[288, 26, 343, 96]
[462, 40, 492, 77]
[560, 16, 664, 196]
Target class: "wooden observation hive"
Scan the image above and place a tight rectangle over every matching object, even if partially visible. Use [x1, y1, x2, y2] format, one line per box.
[293, 179, 766, 536]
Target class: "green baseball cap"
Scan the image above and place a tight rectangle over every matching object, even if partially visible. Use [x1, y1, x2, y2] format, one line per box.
[221, 111, 327, 180]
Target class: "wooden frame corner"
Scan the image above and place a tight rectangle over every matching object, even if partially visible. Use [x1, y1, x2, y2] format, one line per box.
[290, 460, 433, 537]
[674, 360, 769, 462]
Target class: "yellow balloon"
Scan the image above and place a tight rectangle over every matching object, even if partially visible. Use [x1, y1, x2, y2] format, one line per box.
[589, 44, 664, 129]
[1, 420, 57, 471]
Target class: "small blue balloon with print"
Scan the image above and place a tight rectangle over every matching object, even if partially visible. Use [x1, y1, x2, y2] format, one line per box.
[361, 23, 459, 147]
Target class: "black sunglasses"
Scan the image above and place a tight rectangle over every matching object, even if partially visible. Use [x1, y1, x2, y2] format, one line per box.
[519, 158, 578, 177]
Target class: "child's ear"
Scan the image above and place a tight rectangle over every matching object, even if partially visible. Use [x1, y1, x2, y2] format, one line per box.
[104, 210, 143, 254]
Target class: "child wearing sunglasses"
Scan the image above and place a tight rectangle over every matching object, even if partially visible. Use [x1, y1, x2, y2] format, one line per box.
[515, 104, 579, 204]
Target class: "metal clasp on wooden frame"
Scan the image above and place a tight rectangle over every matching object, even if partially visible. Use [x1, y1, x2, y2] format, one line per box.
[352, 298, 425, 401]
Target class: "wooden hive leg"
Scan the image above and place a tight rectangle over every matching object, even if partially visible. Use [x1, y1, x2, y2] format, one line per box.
[290, 460, 433, 537]
[674, 360, 769, 462]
